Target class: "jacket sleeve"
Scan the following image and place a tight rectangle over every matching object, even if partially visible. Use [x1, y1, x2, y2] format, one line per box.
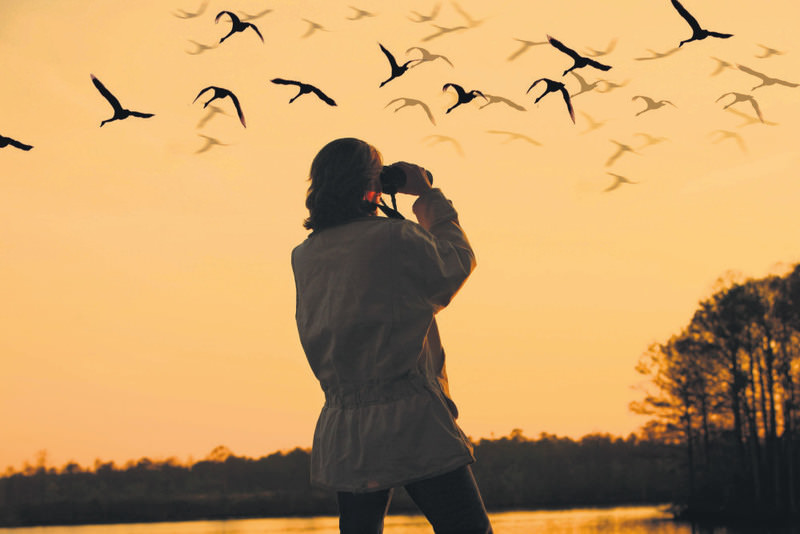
[395, 188, 476, 312]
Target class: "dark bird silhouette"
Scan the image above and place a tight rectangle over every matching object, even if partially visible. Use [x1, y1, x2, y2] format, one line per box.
[725, 108, 776, 127]
[547, 35, 612, 76]
[755, 44, 785, 59]
[215, 11, 264, 44]
[173, 0, 208, 19]
[670, 0, 732, 47]
[579, 111, 609, 134]
[0, 134, 33, 151]
[478, 94, 526, 111]
[709, 56, 734, 76]
[408, 4, 441, 23]
[423, 134, 463, 156]
[507, 38, 548, 61]
[527, 78, 575, 123]
[347, 6, 376, 20]
[195, 134, 228, 154]
[301, 19, 329, 38]
[271, 78, 336, 106]
[385, 97, 436, 125]
[569, 71, 603, 98]
[451, 1, 486, 28]
[443, 83, 487, 113]
[605, 140, 639, 167]
[379, 43, 418, 87]
[709, 130, 746, 152]
[193, 86, 246, 127]
[632, 95, 676, 116]
[406, 46, 453, 68]
[486, 130, 540, 146]
[585, 38, 618, 57]
[736, 64, 798, 90]
[716, 92, 763, 123]
[236, 8, 273, 21]
[634, 47, 681, 61]
[422, 24, 468, 42]
[604, 172, 637, 192]
[91, 74, 154, 127]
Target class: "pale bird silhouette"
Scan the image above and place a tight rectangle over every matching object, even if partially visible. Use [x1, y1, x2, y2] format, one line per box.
[709, 130, 746, 152]
[716, 92, 763, 123]
[709, 56, 734, 76]
[173, 0, 208, 19]
[301, 19, 329, 38]
[347, 6, 376, 20]
[406, 46, 453, 68]
[486, 130, 541, 146]
[527, 78, 575, 123]
[195, 134, 228, 154]
[632, 95, 676, 116]
[569, 71, 603, 98]
[736, 64, 798, 90]
[422, 24, 468, 42]
[236, 8, 273, 21]
[604, 172, 637, 192]
[670, 0, 732, 47]
[585, 38, 618, 57]
[507, 38, 548, 61]
[385, 97, 436, 125]
[193, 86, 246, 127]
[579, 111, 609, 134]
[186, 40, 217, 55]
[725, 108, 777, 127]
[423, 134, 464, 156]
[408, 4, 441, 23]
[196, 104, 228, 129]
[755, 44, 785, 59]
[634, 47, 681, 61]
[479, 94, 526, 111]
[215, 11, 264, 44]
[634, 132, 669, 149]
[451, 2, 487, 28]
[443, 83, 487, 113]
[91, 74, 154, 127]
[596, 79, 630, 93]
[605, 140, 639, 167]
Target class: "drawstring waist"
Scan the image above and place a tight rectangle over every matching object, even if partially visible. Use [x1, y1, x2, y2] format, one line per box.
[323, 373, 433, 408]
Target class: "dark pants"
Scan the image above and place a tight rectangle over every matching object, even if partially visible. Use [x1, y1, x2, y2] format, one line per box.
[336, 465, 493, 534]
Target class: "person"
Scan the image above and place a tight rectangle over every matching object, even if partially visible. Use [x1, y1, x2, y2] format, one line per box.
[291, 137, 492, 534]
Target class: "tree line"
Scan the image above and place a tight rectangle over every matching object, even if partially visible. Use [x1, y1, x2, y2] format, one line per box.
[633, 263, 800, 524]
[0, 434, 682, 527]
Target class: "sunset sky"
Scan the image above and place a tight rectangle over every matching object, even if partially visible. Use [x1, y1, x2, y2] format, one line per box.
[2, 0, 799, 471]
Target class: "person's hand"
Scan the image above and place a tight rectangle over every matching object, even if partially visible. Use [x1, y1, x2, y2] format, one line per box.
[392, 161, 432, 196]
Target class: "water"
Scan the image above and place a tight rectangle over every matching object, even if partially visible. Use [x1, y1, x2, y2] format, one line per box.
[0, 506, 792, 534]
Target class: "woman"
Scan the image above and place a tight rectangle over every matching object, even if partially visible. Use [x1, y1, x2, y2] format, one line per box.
[291, 138, 492, 533]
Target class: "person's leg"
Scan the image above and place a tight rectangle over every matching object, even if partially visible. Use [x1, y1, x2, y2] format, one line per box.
[336, 488, 393, 534]
[404, 465, 493, 534]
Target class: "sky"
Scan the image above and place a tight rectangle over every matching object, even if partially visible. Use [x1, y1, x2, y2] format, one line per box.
[1, 0, 799, 471]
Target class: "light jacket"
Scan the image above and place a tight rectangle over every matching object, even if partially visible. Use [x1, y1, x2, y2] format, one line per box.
[291, 188, 476, 492]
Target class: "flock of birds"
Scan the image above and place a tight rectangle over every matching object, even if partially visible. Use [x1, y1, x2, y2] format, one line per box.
[3, 0, 797, 193]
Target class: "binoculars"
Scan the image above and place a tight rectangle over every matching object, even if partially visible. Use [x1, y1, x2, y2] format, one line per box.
[379, 166, 433, 195]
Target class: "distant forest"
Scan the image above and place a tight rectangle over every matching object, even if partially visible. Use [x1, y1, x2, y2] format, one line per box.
[0, 433, 682, 527]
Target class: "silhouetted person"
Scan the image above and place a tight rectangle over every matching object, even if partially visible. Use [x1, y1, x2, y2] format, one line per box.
[292, 138, 492, 534]
[271, 78, 337, 106]
[527, 78, 575, 123]
[91, 74, 154, 127]
[408, 4, 441, 23]
[379, 43, 417, 87]
[604, 172, 637, 192]
[736, 64, 798, 90]
[422, 24, 467, 42]
[634, 47, 681, 61]
[670, 0, 732, 47]
[632, 95, 676, 116]
[406, 46, 453, 68]
[172, 0, 208, 19]
[385, 97, 436, 125]
[507, 38, 548, 61]
[716, 92, 763, 123]
[709, 56, 733, 76]
[585, 38, 618, 57]
[605, 140, 638, 166]
[193, 86, 246, 127]
[486, 130, 540, 146]
[215, 11, 264, 44]
[442, 83, 487, 113]
[547, 35, 612, 76]
[0, 134, 33, 151]
[478, 94, 526, 111]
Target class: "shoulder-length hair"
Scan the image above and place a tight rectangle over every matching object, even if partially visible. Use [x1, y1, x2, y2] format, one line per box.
[303, 138, 383, 232]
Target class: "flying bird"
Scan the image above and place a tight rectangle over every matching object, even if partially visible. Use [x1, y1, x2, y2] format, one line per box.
[215, 11, 264, 44]
[442, 83, 487, 113]
[406, 46, 453, 68]
[91, 74, 154, 127]
[486, 130, 540, 146]
[193, 86, 246, 127]
[173, 0, 208, 19]
[236, 8, 273, 21]
[507, 38, 548, 61]
[736, 64, 798, 90]
[422, 24, 468, 42]
[634, 132, 669, 149]
[585, 38, 618, 57]
[547, 35, 612, 76]
[709, 56, 734, 76]
[408, 4, 441, 23]
[670, 0, 732, 47]
[579, 111, 609, 134]
[596, 79, 629, 93]
[604, 172, 637, 192]
[347, 6, 376, 20]
[271, 78, 336, 106]
[423, 134, 463, 156]
[0, 134, 33, 151]
[196, 104, 228, 129]
[195, 134, 228, 154]
[605, 140, 639, 167]
[527, 78, 575, 123]
[186, 39, 217, 55]
[632, 95, 676, 116]
[379, 43, 418, 87]
[569, 71, 603, 98]
[385, 97, 436, 125]
[716, 92, 763, 123]
[709, 130, 746, 152]
[755, 44, 785, 59]
[479, 94, 526, 111]
[634, 47, 681, 61]
[451, 2, 486, 28]
[301, 19, 329, 38]
[725, 108, 776, 127]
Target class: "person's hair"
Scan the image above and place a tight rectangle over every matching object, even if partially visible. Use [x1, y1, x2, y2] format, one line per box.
[303, 138, 383, 232]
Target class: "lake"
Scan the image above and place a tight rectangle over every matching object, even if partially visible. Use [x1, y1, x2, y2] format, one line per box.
[2, 505, 796, 534]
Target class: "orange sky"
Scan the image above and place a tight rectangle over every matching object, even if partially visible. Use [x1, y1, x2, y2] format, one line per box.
[2, 0, 799, 471]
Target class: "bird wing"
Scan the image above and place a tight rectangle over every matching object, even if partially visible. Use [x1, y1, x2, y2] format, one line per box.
[443, 83, 466, 98]
[128, 111, 154, 118]
[749, 99, 764, 122]
[526, 78, 544, 93]
[8, 137, 33, 150]
[225, 91, 246, 127]
[247, 23, 264, 42]
[271, 78, 301, 87]
[91, 75, 123, 112]
[715, 92, 732, 103]
[586, 58, 612, 71]
[500, 97, 526, 111]
[419, 101, 436, 125]
[737, 64, 767, 80]
[547, 35, 581, 60]
[707, 31, 733, 39]
[633, 95, 656, 105]
[559, 86, 575, 123]
[379, 43, 400, 70]
[215, 10, 237, 24]
[670, 0, 701, 32]
[193, 86, 214, 103]
[310, 85, 336, 106]
[473, 90, 488, 100]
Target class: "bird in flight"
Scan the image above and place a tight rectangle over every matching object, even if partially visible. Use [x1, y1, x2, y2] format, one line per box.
[195, 134, 228, 154]
[634, 132, 669, 149]
[385, 97, 436, 125]
[755, 44, 784, 59]
[507, 38, 548, 61]
[173, 0, 208, 19]
[301, 19, 329, 38]
[547, 35, 612, 76]
[0, 133, 33, 151]
[596, 78, 629, 93]
[193, 86, 246, 127]
[604, 172, 637, 192]
[451, 2, 486, 28]
[709, 56, 733, 76]
[634, 47, 681, 61]
[271, 78, 336, 106]
[186, 40, 217, 55]
[569, 71, 603, 98]
[527, 78, 575, 123]
[584, 38, 618, 58]
[423, 134, 464, 156]
[605, 140, 638, 167]
[669, 0, 732, 47]
[406, 46, 453, 68]
[725, 108, 776, 127]
[478, 94, 526, 111]
[578, 111, 609, 134]
[486, 130, 540, 146]
[408, 4, 441, 23]
[632, 95, 676, 116]
[709, 130, 746, 152]
[236, 8, 273, 21]
[215, 11, 264, 44]
[91, 74, 154, 127]
[422, 24, 468, 42]
[347, 6, 376, 20]
[196, 105, 228, 129]
[736, 64, 798, 90]
[716, 92, 763, 123]
[442, 83, 487, 113]
[379, 43, 418, 87]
